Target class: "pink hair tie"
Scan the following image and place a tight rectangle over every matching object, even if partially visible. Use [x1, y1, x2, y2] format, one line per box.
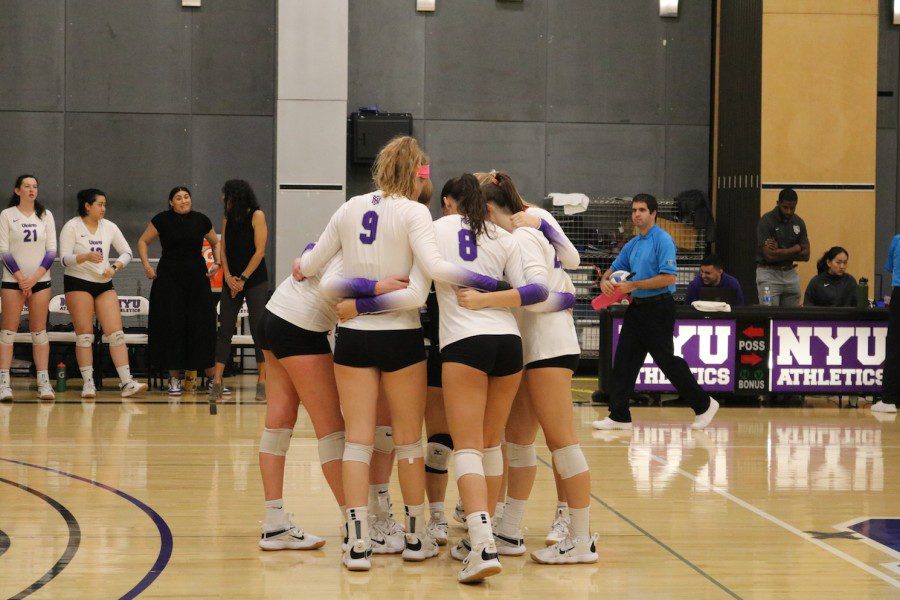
[417, 164, 430, 179]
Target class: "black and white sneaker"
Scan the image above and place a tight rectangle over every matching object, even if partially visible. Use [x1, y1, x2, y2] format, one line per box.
[453, 498, 466, 527]
[450, 536, 472, 561]
[259, 517, 326, 551]
[531, 533, 599, 564]
[370, 514, 405, 554]
[342, 539, 373, 571]
[426, 513, 449, 546]
[545, 508, 570, 546]
[458, 540, 502, 583]
[494, 530, 526, 556]
[402, 531, 439, 562]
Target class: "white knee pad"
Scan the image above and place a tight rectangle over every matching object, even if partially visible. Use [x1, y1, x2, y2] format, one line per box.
[343, 442, 374, 465]
[425, 433, 454, 474]
[483, 445, 504, 477]
[31, 330, 48, 346]
[108, 330, 126, 347]
[453, 449, 484, 481]
[506, 441, 537, 468]
[76, 333, 95, 348]
[259, 428, 292, 456]
[316, 431, 345, 465]
[395, 440, 424, 464]
[374, 425, 394, 454]
[0, 330, 14, 345]
[552, 444, 589, 479]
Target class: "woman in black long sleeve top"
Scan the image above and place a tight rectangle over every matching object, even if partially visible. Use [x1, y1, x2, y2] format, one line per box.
[804, 246, 856, 307]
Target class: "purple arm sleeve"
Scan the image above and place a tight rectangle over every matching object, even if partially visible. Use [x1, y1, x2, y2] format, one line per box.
[40, 251, 56, 271]
[355, 296, 386, 315]
[517, 283, 550, 306]
[1, 253, 20, 274]
[328, 277, 378, 298]
[553, 292, 576, 310]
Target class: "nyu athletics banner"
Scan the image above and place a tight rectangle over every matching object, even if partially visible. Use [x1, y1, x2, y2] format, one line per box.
[771, 321, 887, 392]
[612, 319, 736, 392]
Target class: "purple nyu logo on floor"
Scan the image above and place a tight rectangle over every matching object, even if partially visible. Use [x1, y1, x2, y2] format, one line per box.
[612, 319, 735, 392]
[771, 321, 886, 392]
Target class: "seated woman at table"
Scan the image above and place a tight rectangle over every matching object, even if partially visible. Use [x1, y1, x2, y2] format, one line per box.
[803, 246, 856, 307]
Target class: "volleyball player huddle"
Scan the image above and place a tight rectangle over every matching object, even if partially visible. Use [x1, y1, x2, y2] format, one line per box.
[258, 136, 595, 584]
[0, 175, 146, 401]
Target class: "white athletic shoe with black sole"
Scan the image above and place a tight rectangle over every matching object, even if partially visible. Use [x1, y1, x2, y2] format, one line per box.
[426, 514, 449, 546]
[450, 536, 471, 561]
[691, 398, 720, 430]
[370, 515, 405, 554]
[342, 539, 372, 571]
[531, 534, 599, 565]
[453, 499, 467, 527]
[81, 381, 96, 399]
[494, 531, 526, 556]
[458, 540, 502, 584]
[0, 386, 12, 401]
[167, 377, 182, 396]
[259, 520, 326, 551]
[37, 383, 55, 401]
[546, 509, 570, 546]
[402, 531, 439, 562]
[120, 380, 148, 398]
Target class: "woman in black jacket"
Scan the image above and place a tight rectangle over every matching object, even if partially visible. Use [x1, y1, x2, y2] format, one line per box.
[804, 246, 856, 307]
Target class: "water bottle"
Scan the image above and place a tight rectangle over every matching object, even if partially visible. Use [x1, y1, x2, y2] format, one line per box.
[762, 285, 772, 306]
[55, 362, 67, 393]
[856, 278, 869, 310]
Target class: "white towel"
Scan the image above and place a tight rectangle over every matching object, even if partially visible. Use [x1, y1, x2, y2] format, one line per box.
[550, 192, 590, 215]
[691, 301, 731, 313]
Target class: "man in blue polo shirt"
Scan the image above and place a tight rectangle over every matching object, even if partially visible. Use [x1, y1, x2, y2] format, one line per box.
[593, 194, 719, 430]
[875, 235, 900, 414]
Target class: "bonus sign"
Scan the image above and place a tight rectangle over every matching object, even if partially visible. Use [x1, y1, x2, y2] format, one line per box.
[612, 319, 736, 392]
[770, 321, 886, 392]
[736, 320, 769, 393]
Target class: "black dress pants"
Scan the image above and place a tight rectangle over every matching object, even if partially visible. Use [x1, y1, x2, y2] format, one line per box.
[607, 294, 712, 423]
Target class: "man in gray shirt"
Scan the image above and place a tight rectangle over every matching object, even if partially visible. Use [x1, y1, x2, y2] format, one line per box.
[755, 187, 810, 306]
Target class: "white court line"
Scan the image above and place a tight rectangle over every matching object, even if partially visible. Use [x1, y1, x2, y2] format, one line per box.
[648, 453, 900, 589]
[833, 517, 900, 562]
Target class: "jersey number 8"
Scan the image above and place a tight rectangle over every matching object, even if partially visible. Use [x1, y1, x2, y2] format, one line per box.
[359, 211, 378, 245]
[458, 229, 477, 261]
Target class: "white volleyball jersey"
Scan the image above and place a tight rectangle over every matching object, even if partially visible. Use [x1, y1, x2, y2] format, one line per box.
[266, 253, 344, 333]
[526, 206, 580, 269]
[0, 206, 57, 283]
[59, 217, 133, 283]
[513, 228, 581, 364]
[300, 191, 502, 331]
[433, 215, 544, 349]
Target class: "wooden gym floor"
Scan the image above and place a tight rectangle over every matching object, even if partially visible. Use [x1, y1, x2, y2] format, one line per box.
[0, 375, 898, 598]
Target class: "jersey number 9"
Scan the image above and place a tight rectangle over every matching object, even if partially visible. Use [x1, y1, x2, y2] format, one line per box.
[359, 211, 378, 245]
[458, 230, 477, 261]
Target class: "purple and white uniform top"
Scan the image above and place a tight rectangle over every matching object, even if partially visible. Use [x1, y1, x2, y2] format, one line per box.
[299, 191, 505, 332]
[59, 217, 132, 283]
[266, 252, 348, 333]
[0, 206, 57, 283]
[526, 206, 580, 270]
[513, 227, 581, 364]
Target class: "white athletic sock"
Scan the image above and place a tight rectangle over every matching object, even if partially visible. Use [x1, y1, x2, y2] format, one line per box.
[429, 502, 445, 517]
[569, 506, 590, 540]
[0, 370, 10, 387]
[495, 501, 505, 518]
[263, 499, 285, 530]
[556, 501, 569, 518]
[37, 370, 49, 386]
[80, 366, 94, 386]
[369, 483, 390, 518]
[115, 364, 132, 385]
[500, 497, 527, 536]
[346, 506, 369, 543]
[405, 502, 426, 535]
[466, 511, 493, 547]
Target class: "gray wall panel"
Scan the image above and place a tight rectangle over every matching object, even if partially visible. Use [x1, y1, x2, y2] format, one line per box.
[65, 113, 191, 252]
[876, 128, 897, 283]
[424, 120, 546, 206]
[664, 0, 713, 126]
[190, 115, 275, 235]
[0, 112, 65, 217]
[665, 125, 710, 198]
[66, 0, 190, 114]
[425, 0, 547, 122]
[548, 0, 665, 124]
[347, 119, 425, 200]
[0, 1, 65, 111]
[349, 1, 425, 118]
[546, 124, 665, 198]
[192, 0, 275, 115]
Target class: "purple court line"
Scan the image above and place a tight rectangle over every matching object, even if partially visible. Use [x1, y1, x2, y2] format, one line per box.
[0, 457, 173, 599]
